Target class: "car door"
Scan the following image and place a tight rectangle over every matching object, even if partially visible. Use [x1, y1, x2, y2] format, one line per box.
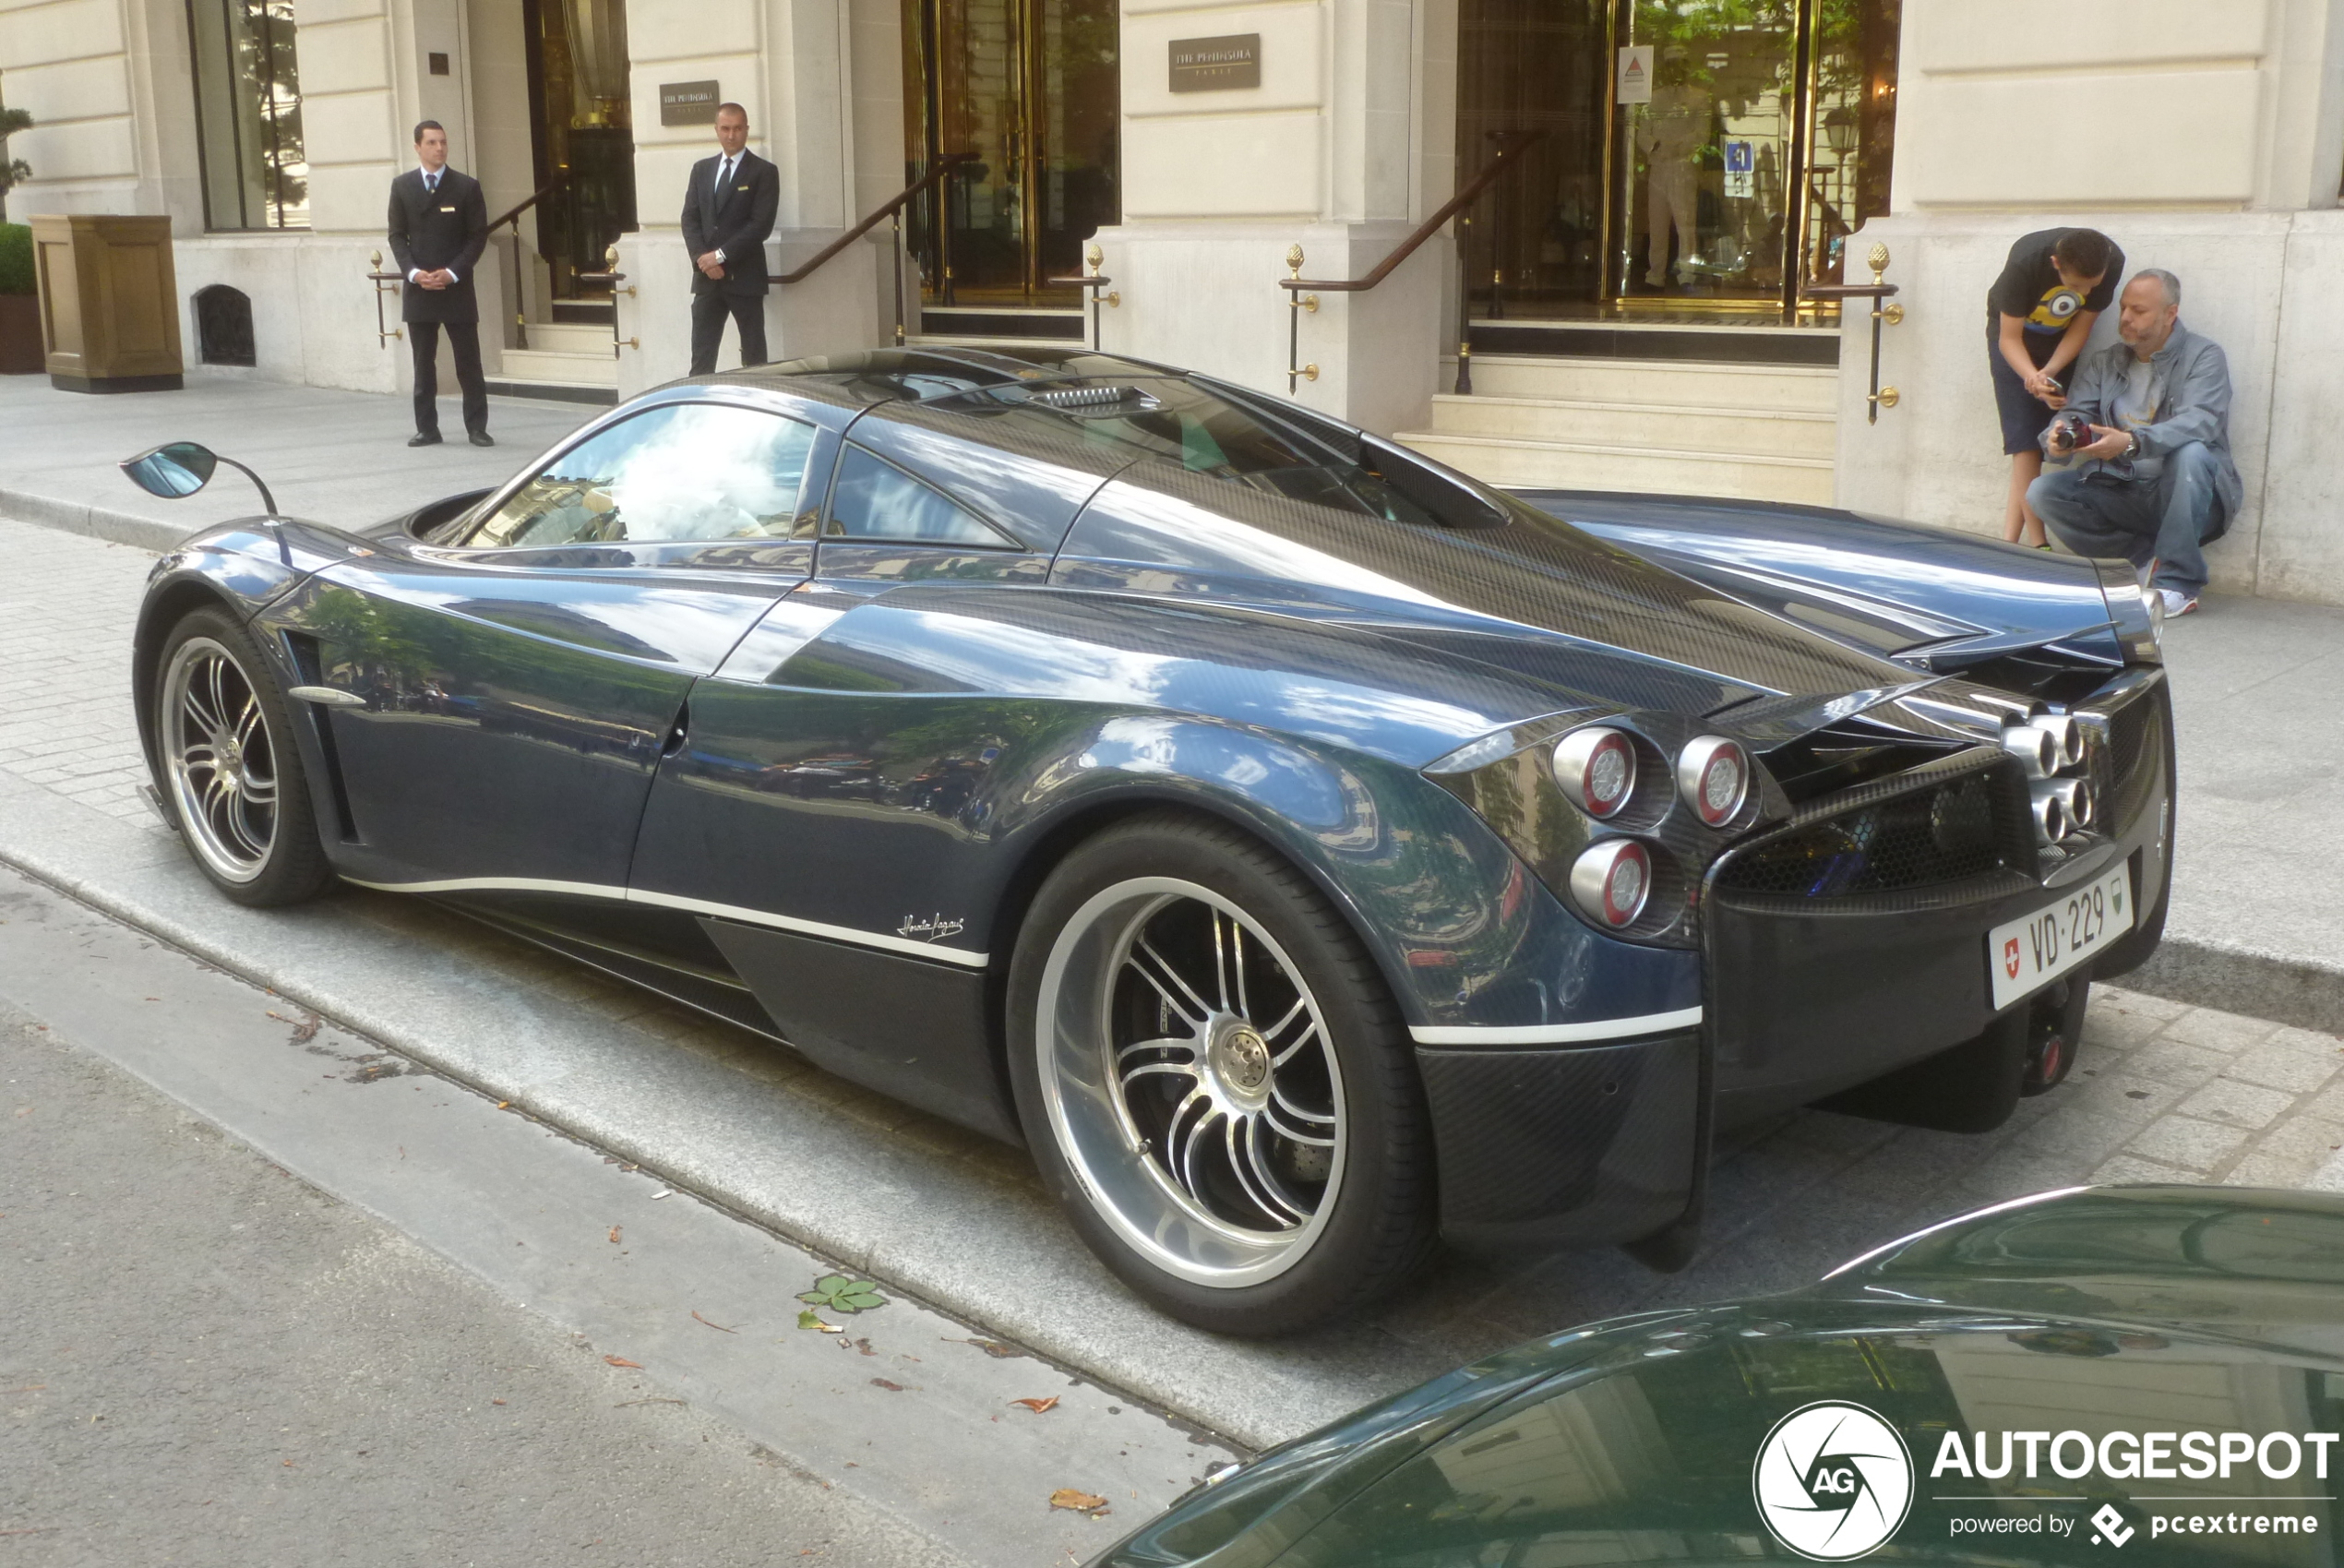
[625, 425, 1063, 1133]
[272, 395, 826, 891]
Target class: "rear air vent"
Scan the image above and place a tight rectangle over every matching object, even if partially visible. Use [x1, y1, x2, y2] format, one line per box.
[1029, 385, 1160, 415]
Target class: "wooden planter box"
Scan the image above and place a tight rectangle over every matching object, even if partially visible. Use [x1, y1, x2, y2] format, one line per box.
[0, 293, 39, 374]
[31, 214, 185, 392]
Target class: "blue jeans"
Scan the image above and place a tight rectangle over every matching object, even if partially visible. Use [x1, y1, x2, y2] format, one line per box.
[2027, 440, 2227, 596]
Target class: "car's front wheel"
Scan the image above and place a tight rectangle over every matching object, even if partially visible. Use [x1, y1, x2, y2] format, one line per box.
[152, 607, 334, 907]
[1007, 812, 1435, 1335]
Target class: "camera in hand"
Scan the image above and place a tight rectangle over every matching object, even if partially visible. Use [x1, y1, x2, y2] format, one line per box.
[2048, 410, 2094, 453]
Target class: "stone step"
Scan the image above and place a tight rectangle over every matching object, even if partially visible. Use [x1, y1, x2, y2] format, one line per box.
[1447, 353, 1839, 413]
[497, 347, 617, 387]
[520, 322, 618, 356]
[1425, 392, 1836, 460]
[1395, 429, 1836, 505]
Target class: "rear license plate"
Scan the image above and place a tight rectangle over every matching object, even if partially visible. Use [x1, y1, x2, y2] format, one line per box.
[1988, 865, 2135, 1011]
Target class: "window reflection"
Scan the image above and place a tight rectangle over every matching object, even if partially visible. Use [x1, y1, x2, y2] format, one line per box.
[468, 403, 816, 547]
[827, 445, 1011, 546]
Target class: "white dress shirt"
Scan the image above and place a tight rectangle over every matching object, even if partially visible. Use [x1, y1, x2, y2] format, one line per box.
[408, 164, 460, 285]
[710, 153, 739, 262]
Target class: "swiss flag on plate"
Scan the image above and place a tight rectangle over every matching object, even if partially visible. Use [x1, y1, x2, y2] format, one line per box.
[2003, 938, 2022, 980]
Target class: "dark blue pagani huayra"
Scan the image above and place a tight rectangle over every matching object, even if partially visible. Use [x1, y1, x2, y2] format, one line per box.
[127, 347, 2174, 1333]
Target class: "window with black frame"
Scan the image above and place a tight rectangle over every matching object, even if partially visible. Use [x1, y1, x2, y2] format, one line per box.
[187, 0, 308, 231]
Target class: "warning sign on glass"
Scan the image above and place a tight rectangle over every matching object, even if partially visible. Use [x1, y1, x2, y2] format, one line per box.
[1616, 45, 1654, 105]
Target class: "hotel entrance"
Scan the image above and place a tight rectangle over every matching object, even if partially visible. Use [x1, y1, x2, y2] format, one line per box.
[1457, 0, 1898, 323]
[903, 0, 1120, 312]
[521, 0, 636, 321]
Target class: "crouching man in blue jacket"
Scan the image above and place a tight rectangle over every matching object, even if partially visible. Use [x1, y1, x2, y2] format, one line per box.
[2028, 268, 2242, 616]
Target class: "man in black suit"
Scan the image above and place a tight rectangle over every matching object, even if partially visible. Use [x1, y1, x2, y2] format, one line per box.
[388, 120, 492, 447]
[681, 102, 782, 375]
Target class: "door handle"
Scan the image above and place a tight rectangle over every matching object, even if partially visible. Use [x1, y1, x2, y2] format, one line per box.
[290, 685, 367, 708]
[661, 703, 690, 758]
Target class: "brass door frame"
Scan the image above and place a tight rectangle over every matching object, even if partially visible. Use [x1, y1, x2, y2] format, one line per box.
[909, 0, 1074, 305]
[1599, 0, 1830, 324]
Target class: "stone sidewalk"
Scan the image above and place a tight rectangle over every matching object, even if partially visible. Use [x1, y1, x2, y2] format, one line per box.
[2, 511, 2340, 1454]
[1, 367, 2338, 1030]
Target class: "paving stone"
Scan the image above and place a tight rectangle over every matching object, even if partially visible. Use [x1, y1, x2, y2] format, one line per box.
[2222, 1041, 2343, 1095]
[2177, 1075, 2300, 1130]
[2090, 1152, 2201, 1185]
[2118, 1039, 2233, 1089]
[2226, 1117, 2344, 1189]
[2103, 989, 2190, 1023]
[2124, 1116, 2252, 1172]
[2158, 1008, 2283, 1053]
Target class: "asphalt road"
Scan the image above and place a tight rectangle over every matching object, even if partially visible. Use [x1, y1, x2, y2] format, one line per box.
[0, 867, 1230, 1565]
[1, 999, 967, 1567]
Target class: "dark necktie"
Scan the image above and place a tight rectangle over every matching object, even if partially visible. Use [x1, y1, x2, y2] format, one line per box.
[425, 172, 438, 197]
[715, 158, 735, 209]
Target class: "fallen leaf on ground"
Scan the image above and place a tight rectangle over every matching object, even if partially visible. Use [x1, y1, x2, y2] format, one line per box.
[869, 1378, 904, 1392]
[491, 1398, 505, 1406]
[604, 1356, 642, 1369]
[797, 1310, 843, 1334]
[1011, 1396, 1059, 1414]
[1049, 1490, 1110, 1516]
[797, 1275, 887, 1314]
[692, 1311, 737, 1334]
[946, 1336, 1023, 1359]
[854, 1338, 875, 1357]
[608, 1226, 621, 1244]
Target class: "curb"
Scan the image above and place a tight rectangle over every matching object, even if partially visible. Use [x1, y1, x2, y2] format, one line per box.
[2123, 937, 2344, 1038]
[2, 485, 195, 556]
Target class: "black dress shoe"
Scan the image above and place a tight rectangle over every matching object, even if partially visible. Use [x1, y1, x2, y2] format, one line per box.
[468, 431, 496, 448]
[408, 432, 442, 447]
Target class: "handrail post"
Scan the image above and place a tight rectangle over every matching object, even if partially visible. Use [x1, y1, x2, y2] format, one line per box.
[892, 209, 907, 347]
[508, 216, 526, 351]
[576, 243, 639, 358]
[1799, 241, 1902, 425]
[365, 250, 402, 346]
[1284, 245, 1320, 394]
[1045, 242, 1119, 351]
[1454, 213, 1474, 396]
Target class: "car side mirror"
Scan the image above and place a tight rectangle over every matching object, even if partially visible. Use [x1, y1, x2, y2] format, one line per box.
[119, 441, 278, 515]
[121, 441, 218, 498]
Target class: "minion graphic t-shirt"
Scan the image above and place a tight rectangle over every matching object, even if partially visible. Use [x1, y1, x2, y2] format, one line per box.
[1989, 228, 2124, 337]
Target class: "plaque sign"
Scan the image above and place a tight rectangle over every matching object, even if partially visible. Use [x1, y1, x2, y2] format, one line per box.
[659, 79, 723, 126]
[1168, 34, 1261, 92]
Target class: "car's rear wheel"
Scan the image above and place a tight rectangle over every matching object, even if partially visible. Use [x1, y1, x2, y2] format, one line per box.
[153, 608, 333, 907]
[1007, 812, 1435, 1335]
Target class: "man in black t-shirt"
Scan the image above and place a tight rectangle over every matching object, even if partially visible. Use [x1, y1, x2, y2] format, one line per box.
[1986, 227, 2123, 546]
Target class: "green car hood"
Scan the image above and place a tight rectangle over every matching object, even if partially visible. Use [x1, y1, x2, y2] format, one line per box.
[1101, 1186, 2344, 1568]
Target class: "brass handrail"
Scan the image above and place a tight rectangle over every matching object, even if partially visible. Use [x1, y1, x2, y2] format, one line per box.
[1801, 241, 1903, 424]
[1280, 129, 1545, 296]
[489, 174, 569, 236]
[1280, 128, 1545, 392]
[775, 152, 975, 287]
[575, 244, 639, 359]
[489, 174, 570, 352]
[365, 250, 402, 345]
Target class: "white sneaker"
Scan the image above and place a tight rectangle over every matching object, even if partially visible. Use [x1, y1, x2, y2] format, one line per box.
[2158, 589, 2199, 616]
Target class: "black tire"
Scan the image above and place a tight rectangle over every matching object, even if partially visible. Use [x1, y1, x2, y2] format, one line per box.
[151, 606, 335, 907]
[1006, 810, 1437, 1335]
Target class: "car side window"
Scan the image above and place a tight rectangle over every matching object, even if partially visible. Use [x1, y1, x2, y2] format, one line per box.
[824, 443, 1011, 547]
[465, 403, 817, 548]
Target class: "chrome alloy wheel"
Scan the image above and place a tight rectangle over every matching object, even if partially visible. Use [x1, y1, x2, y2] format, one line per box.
[1034, 878, 1346, 1288]
[160, 636, 280, 883]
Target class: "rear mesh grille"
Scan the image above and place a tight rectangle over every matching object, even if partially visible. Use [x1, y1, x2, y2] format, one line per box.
[1716, 766, 2024, 899]
[2100, 690, 2164, 832]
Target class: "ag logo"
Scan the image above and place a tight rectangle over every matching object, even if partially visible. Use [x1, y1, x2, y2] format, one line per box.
[1752, 1401, 1914, 1562]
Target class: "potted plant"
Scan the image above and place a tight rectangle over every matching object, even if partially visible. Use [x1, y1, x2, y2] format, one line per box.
[0, 105, 39, 375]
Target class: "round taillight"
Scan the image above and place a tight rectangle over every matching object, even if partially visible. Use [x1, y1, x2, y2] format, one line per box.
[1569, 839, 1652, 928]
[1676, 736, 1750, 827]
[1552, 726, 1637, 820]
